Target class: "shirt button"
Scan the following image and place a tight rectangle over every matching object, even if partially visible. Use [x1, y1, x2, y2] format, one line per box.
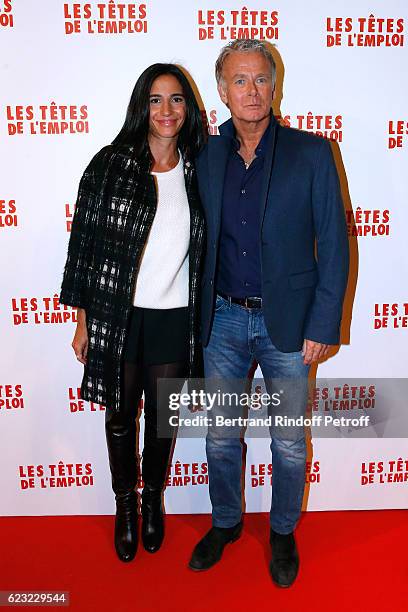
[210, 280, 213, 285]
[242, 251, 247, 257]
[241, 189, 246, 195]
[241, 219, 247, 225]
[245, 282, 250, 287]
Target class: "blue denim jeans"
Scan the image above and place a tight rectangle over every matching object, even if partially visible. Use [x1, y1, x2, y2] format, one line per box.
[204, 294, 310, 534]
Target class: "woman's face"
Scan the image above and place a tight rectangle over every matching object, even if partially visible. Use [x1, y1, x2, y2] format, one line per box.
[148, 74, 187, 141]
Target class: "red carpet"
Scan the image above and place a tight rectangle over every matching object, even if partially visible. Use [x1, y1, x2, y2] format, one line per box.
[1, 511, 407, 611]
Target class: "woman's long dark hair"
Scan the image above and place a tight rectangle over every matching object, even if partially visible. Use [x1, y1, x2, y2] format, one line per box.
[112, 63, 206, 162]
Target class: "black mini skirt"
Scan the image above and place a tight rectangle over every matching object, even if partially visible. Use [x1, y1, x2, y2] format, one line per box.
[122, 306, 189, 365]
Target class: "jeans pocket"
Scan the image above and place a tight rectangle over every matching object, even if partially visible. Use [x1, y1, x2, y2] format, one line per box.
[214, 294, 228, 312]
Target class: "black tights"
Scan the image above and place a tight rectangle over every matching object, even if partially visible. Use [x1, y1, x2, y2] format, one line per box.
[105, 360, 187, 492]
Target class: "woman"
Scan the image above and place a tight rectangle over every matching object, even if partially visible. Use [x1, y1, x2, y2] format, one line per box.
[60, 64, 206, 562]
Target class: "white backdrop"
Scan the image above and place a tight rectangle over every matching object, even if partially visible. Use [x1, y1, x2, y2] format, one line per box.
[1, 0, 407, 516]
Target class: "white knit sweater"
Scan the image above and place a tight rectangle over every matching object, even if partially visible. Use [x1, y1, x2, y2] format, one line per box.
[132, 155, 190, 308]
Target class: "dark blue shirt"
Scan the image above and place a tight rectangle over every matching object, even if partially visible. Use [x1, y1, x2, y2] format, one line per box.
[216, 119, 273, 298]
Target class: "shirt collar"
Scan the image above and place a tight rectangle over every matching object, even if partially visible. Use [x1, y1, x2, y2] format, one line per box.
[231, 111, 274, 156]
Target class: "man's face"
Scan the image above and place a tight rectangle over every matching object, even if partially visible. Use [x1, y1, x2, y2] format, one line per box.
[218, 51, 275, 124]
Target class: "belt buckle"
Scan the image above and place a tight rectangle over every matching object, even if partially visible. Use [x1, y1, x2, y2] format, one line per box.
[245, 296, 262, 309]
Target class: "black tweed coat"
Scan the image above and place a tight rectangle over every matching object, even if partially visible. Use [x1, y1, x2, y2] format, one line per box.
[60, 144, 205, 411]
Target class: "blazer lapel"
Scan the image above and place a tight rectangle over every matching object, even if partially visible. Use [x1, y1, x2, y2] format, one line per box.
[207, 135, 231, 240]
[206, 114, 278, 235]
[259, 119, 278, 227]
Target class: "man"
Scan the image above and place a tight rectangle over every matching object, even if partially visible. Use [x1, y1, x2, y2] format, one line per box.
[189, 39, 349, 587]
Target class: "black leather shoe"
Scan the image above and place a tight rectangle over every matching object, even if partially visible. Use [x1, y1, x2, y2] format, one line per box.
[189, 522, 243, 571]
[115, 491, 138, 562]
[269, 529, 299, 587]
[141, 487, 164, 553]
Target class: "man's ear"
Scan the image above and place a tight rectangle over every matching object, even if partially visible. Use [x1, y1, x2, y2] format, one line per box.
[217, 80, 228, 106]
[272, 86, 276, 101]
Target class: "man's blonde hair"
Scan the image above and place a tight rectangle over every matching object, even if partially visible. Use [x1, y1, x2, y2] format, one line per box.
[215, 39, 276, 85]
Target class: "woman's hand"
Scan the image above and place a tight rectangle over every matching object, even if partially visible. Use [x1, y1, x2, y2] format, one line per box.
[72, 308, 88, 365]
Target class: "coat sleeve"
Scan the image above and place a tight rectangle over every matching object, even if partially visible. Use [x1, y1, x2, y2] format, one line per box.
[59, 148, 108, 309]
[303, 139, 349, 345]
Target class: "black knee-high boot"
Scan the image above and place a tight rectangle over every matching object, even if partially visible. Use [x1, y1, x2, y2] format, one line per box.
[141, 362, 187, 553]
[141, 432, 173, 553]
[105, 411, 138, 562]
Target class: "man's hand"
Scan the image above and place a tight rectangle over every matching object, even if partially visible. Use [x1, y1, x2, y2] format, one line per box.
[302, 339, 330, 365]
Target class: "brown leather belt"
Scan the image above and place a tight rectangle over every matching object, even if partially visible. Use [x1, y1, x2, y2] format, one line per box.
[218, 291, 263, 309]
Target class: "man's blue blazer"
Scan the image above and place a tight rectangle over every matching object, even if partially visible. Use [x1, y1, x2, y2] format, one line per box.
[196, 114, 350, 352]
